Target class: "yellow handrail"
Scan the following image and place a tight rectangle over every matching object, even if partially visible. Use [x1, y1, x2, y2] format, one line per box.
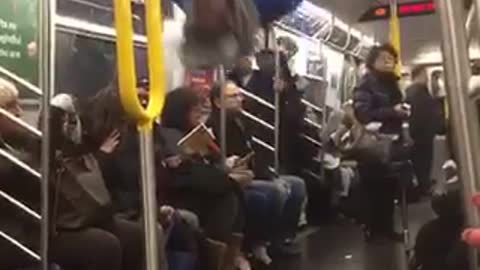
[113, 0, 166, 131]
[113, 1, 166, 269]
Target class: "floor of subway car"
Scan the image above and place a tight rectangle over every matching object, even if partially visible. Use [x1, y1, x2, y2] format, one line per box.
[269, 201, 434, 270]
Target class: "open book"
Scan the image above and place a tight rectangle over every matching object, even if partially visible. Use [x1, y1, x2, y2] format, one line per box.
[177, 123, 220, 156]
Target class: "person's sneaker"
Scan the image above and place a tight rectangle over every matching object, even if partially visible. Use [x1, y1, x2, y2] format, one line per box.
[298, 210, 308, 228]
[252, 245, 272, 265]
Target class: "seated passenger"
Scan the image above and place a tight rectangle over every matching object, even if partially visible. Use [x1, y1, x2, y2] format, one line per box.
[47, 93, 167, 270]
[80, 79, 199, 269]
[0, 81, 162, 270]
[413, 188, 466, 270]
[229, 55, 309, 240]
[0, 77, 42, 270]
[208, 81, 306, 256]
[207, 81, 285, 264]
[412, 160, 467, 270]
[160, 87, 246, 270]
[83, 79, 168, 218]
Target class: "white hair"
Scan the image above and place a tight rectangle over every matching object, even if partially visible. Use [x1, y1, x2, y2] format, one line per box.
[0, 77, 19, 107]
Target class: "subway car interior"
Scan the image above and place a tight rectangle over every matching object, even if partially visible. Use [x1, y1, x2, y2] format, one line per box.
[2, 0, 480, 270]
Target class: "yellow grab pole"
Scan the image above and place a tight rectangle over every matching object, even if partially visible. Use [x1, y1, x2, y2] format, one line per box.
[113, 0, 167, 269]
[114, 0, 166, 130]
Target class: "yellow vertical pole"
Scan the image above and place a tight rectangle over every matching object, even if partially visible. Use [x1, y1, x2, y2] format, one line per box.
[113, 0, 167, 269]
[389, 0, 402, 78]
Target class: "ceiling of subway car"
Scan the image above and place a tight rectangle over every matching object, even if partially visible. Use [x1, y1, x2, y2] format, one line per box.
[312, 0, 465, 65]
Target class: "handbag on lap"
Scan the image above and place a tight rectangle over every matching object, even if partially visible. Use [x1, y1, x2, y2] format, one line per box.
[53, 154, 113, 230]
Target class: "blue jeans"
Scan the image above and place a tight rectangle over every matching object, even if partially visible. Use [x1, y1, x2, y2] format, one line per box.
[243, 181, 285, 246]
[243, 176, 307, 245]
[276, 175, 307, 240]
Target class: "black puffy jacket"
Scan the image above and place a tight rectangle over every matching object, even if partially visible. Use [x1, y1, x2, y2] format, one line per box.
[353, 72, 405, 135]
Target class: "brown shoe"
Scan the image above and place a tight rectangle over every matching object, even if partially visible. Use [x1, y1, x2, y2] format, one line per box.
[205, 238, 228, 270]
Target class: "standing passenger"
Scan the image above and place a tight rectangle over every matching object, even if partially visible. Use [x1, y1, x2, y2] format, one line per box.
[406, 65, 440, 195]
[353, 44, 410, 243]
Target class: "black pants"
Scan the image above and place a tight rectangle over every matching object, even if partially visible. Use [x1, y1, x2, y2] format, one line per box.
[0, 217, 166, 270]
[173, 191, 239, 243]
[359, 164, 397, 235]
[412, 137, 434, 192]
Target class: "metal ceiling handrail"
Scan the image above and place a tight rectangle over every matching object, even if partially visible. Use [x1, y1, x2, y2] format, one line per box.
[241, 110, 275, 131]
[314, 20, 333, 40]
[301, 99, 323, 113]
[65, 0, 114, 12]
[56, 24, 147, 47]
[0, 230, 40, 261]
[252, 136, 275, 152]
[0, 190, 41, 220]
[323, 13, 335, 43]
[341, 26, 352, 51]
[466, 3, 475, 43]
[56, 15, 148, 44]
[327, 41, 347, 53]
[303, 74, 326, 82]
[0, 109, 42, 138]
[466, 4, 480, 100]
[0, 148, 41, 179]
[304, 117, 323, 130]
[60, 0, 142, 22]
[238, 88, 275, 110]
[274, 22, 319, 44]
[353, 35, 364, 57]
[0, 66, 42, 96]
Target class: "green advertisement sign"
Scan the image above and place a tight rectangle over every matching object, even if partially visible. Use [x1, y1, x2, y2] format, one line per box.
[0, 0, 39, 86]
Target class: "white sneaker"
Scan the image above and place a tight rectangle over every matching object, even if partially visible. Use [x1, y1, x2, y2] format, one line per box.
[253, 245, 272, 265]
[234, 255, 251, 270]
